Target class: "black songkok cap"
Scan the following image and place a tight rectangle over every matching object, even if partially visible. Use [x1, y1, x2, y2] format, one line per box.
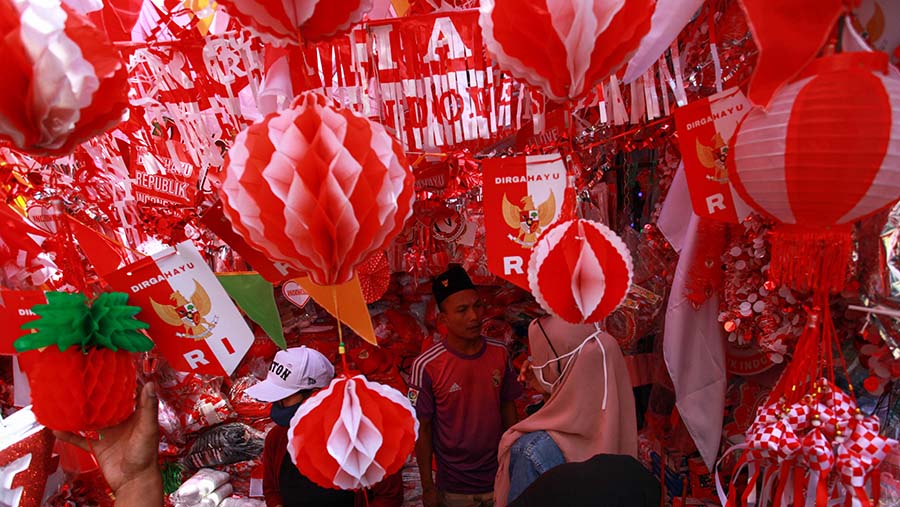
[432, 264, 476, 307]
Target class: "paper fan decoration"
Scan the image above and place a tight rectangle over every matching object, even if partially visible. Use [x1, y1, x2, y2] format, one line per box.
[357, 251, 390, 304]
[0, 0, 129, 156]
[527, 219, 633, 324]
[217, 0, 372, 45]
[219, 93, 414, 286]
[14, 292, 153, 432]
[287, 375, 418, 490]
[479, 0, 655, 102]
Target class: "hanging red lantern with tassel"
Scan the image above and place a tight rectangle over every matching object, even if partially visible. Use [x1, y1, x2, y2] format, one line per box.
[727, 52, 900, 293]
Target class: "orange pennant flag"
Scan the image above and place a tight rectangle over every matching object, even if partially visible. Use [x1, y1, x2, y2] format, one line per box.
[295, 275, 377, 346]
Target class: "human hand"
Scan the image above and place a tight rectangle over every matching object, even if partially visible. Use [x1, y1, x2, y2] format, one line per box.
[54, 382, 162, 505]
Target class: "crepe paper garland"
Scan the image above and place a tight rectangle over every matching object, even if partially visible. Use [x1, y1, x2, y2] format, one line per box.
[0, 407, 55, 507]
[728, 52, 900, 293]
[0, 0, 128, 156]
[14, 292, 152, 432]
[217, 0, 372, 46]
[479, 0, 655, 103]
[357, 251, 390, 304]
[528, 219, 633, 324]
[621, 0, 705, 83]
[287, 375, 418, 490]
[219, 93, 415, 286]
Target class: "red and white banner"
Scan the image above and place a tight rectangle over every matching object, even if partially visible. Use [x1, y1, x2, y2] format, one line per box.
[674, 88, 753, 223]
[0, 291, 46, 355]
[482, 154, 567, 289]
[104, 241, 253, 376]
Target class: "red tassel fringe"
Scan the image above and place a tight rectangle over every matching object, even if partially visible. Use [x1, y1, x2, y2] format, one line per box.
[767, 227, 852, 294]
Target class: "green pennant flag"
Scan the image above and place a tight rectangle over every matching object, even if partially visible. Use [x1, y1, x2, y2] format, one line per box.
[216, 273, 286, 349]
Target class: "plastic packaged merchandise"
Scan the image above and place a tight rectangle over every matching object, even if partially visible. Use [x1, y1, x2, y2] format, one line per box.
[181, 423, 265, 469]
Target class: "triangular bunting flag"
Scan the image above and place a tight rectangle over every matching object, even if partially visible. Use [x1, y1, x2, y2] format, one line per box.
[217, 272, 286, 350]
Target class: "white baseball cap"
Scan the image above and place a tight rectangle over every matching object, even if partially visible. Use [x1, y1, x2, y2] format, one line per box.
[245, 346, 335, 402]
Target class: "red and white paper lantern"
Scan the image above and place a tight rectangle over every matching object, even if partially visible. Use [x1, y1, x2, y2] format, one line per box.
[217, 0, 372, 45]
[0, 0, 128, 156]
[479, 0, 656, 103]
[287, 375, 418, 490]
[727, 52, 900, 291]
[528, 219, 633, 324]
[219, 93, 415, 286]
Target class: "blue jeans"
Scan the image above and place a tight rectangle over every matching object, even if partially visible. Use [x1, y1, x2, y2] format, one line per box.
[507, 430, 566, 504]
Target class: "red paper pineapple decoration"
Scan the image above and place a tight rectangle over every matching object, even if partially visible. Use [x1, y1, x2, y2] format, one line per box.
[14, 292, 153, 432]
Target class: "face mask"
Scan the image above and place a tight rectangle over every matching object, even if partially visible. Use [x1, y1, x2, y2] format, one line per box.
[270, 401, 301, 427]
[529, 324, 609, 409]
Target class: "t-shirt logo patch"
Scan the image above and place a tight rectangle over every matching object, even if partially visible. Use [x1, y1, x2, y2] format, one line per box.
[492, 369, 501, 387]
[407, 388, 419, 406]
[449, 383, 462, 393]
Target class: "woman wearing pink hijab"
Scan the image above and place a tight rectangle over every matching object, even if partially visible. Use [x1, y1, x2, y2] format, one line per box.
[493, 315, 639, 506]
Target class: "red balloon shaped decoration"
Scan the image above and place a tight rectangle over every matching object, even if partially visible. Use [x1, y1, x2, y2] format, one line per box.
[728, 52, 900, 292]
[217, 0, 372, 45]
[528, 219, 633, 324]
[479, 0, 656, 102]
[0, 0, 128, 156]
[287, 375, 418, 490]
[219, 93, 415, 286]
[17, 347, 138, 432]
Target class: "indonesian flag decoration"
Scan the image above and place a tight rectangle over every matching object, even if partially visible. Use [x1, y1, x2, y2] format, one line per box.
[479, 0, 656, 103]
[14, 292, 154, 432]
[482, 154, 567, 290]
[218, 92, 415, 287]
[528, 219, 633, 324]
[103, 241, 256, 377]
[727, 52, 900, 294]
[217, 0, 372, 45]
[621, 0, 705, 83]
[0, 407, 55, 507]
[287, 375, 418, 490]
[0, 0, 128, 156]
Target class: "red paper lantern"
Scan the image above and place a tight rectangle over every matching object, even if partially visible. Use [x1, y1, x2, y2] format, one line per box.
[528, 219, 633, 324]
[0, 0, 128, 156]
[219, 93, 414, 286]
[479, 0, 655, 102]
[287, 375, 418, 490]
[728, 52, 900, 291]
[17, 347, 138, 432]
[217, 0, 371, 45]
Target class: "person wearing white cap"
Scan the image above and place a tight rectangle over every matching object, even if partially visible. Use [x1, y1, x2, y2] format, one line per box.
[248, 346, 354, 507]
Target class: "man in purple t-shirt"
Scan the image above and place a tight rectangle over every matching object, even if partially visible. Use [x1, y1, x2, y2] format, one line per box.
[409, 265, 522, 507]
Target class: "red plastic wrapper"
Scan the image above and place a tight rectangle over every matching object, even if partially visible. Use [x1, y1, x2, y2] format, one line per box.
[229, 376, 271, 420]
[153, 367, 237, 439]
